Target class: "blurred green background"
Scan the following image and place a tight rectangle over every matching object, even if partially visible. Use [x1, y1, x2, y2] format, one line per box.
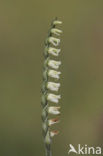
[0, 0, 103, 156]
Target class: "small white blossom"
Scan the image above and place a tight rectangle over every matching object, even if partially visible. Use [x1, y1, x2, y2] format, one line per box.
[48, 47, 61, 56]
[51, 28, 62, 36]
[47, 82, 60, 91]
[48, 60, 61, 69]
[47, 93, 61, 103]
[48, 106, 61, 115]
[50, 130, 59, 137]
[48, 37, 60, 46]
[48, 70, 61, 79]
[48, 118, 59, 126]
[53, 20, 62, 25]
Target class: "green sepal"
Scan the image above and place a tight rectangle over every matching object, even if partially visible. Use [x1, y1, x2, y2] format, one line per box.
[41, 104, 48, 120]
[44, 57, 49, 69]
[45, 130, 51, 145]
[42, 120, 48, 137]
[43, 69, 48, 81]
[44, 46, 49, 57]
[41, 82, 47, 93]
[41, 94, 47, 107]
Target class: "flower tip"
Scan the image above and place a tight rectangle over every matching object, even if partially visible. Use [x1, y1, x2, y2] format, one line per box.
[53, 20, 62, 25]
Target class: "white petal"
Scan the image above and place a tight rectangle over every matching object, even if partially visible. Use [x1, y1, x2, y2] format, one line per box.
[47, 93, 61, 103]
[48, 60, 61, 69]
[48, 47, 61, 56]
[48, 70, 61, 79]
[47, 82, 60, 91]
[48, 37, 60, 46]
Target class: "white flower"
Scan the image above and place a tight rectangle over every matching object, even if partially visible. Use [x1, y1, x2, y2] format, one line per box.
[48, 47, 61, 56]
[47, 93, 61, 103]
[50, 130, 59, 137]
[47, 82, 60, 91]
[51, 28, 62, 36]
[48, 106, 61, 115]
[48, 60, 61, 69]
[48, 37, 60, 46]
[48, 118, 59, 126]
[53, 20, 62, 25]
[48, 70, 61, 79]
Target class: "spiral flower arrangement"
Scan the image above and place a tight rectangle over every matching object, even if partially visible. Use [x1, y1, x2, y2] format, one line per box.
[41, 18, 62, 156]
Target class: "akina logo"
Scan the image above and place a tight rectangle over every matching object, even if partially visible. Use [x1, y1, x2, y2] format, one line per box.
[68, 144, 102, 155]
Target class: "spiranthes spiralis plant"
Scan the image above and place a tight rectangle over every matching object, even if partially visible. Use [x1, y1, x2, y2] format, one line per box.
[41, 18, 62, 156]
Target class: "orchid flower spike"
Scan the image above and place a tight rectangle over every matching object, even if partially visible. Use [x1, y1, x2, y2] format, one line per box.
[41, 18, 62, 156]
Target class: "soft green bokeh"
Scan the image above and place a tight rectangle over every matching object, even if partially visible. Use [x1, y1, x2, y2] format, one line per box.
[0, 0, 103, 156]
